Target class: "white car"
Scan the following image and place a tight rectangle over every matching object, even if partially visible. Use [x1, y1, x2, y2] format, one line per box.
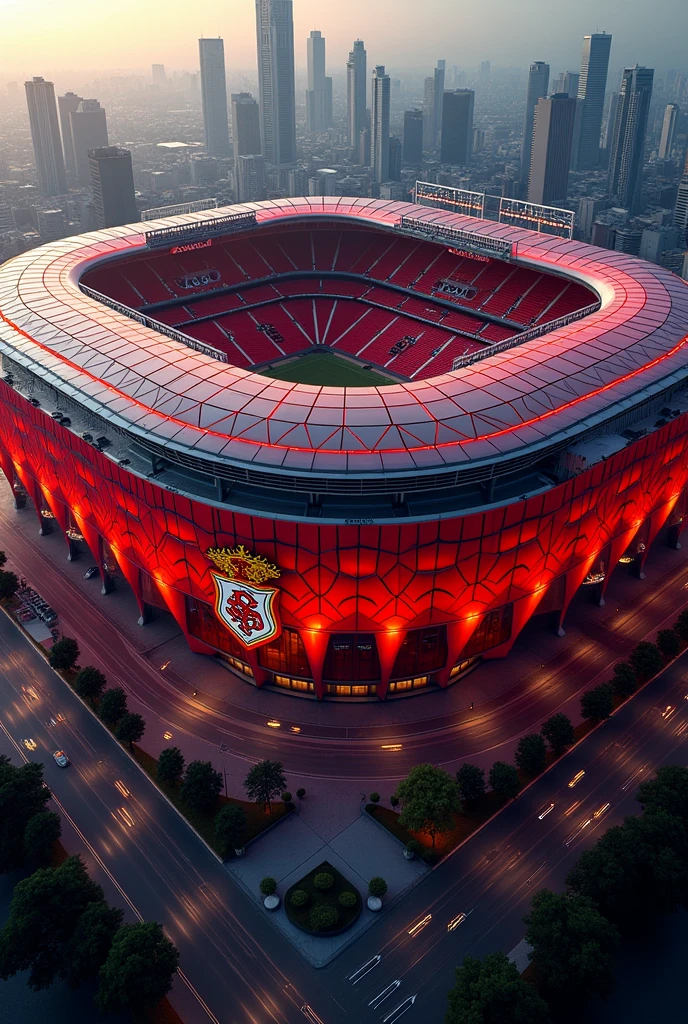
[52, 750, 70, 768]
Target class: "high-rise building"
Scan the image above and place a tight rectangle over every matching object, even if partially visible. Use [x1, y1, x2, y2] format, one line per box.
[403, 109, 424, 164]
[70, 99, 108, 186]
[325, 78, 333, 128]
[231, 93, 261, 162]
[673, 155, 688, 245]
[575, 32, 612, 170]
[199, 38, 231, 158]
[480, 61, 491, 87]
[388, 138, 402, 181]
[372, 66, 391, 184]
[521, 62, 550, 183]
[37, 208, 67, 242]
[358, 127, 371, 167]
[553, 71, 579, 97]
[306, 30, 328, 133]
[88, 147, 138, 228]
[528, 93, 577, 206]
[25, 77, 67, 196]
[235, 154, 267, 202]
[659, 103, 680, 160]
[255, 0, 297, 165]
[346, 40, 367, 151]
[440, 89, 475, 166]
[422, 76, 435, 151]
[57, 92, 83, 178]
[607, 65, 654, 213]
[151, 64, 167, 86]
[433, 61, 446, 148]
[601, 91, 620, 152]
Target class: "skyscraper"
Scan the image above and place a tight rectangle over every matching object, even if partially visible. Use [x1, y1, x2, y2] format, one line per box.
[403, 109, 424, 164]
[388, 138, 402, 181]
[440, 90, 475, 165]
[231, 93, 261, 162]
[575, 32, 612, 170]
[151, 64, 167, 86]
[433, 61, 446, 148]
[552, 71, 579, 97]
[57, 92, 83, 178]
[255, 0, 297, 166]
[521, 62, 550, 183]
[674, 155, 688, 245]
[659, 103, 680, 160]
[25, 77, 67, 196]
[235, 154, 267, 202]
[199, 38, 231, 158]
[306, 30, 328, 133]
[88, 147, 138, 228]
[372, 66, 391, 184]
[422, 76, 435, 151]
[347, 40, 367, 151]
[71, 99, 108, 186]
[608, 66, 654, 213]
[528, 94, 577, 206]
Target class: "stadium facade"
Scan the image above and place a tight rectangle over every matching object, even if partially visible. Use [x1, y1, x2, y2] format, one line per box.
[0, 198, 687, 700]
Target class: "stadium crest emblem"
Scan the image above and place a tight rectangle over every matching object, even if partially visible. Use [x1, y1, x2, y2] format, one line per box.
[206, 546, 281, 649]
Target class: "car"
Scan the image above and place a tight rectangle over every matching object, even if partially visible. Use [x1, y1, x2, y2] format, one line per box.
[84, 565, 99, 580]
[52, 750, 70, 768]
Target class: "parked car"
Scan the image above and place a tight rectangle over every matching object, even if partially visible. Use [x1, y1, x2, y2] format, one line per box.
[52, 750, 70, 768]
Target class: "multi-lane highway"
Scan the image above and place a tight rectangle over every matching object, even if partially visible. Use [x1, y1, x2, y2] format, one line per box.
[2, 603, 688, 1023]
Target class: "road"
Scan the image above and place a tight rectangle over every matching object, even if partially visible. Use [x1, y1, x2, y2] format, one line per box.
[2, 604, 688, 1023]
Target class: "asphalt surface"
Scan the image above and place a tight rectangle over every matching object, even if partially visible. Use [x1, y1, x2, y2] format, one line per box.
[2, 607, 688, 1024]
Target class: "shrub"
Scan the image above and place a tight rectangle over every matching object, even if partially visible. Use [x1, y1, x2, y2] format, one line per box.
[289, 889, 309, 908]
[368, 876, 387, 898]
[390, 794, 399, 808]
[48, 636, 80, 672]
[580, 684, 614, 723]
[610, 662, 637, 700]
[259, 877, 277, 896]
[338, 891, 357, 908]
[310, 904, 339, 932]
[214, 803, 246, 854]
[74, 666, 107, 702]
[406, 840, 421, 855]
[629, 641, 663, 682]
[657, 629, 681, 661]
[313, 872, 334, 891]
[370, 792, 380, 803]
[281, 791, 292, 803]
[0, 570, 19, 601]
[674, 609, 688, 642]
[296, 787, 306, 799]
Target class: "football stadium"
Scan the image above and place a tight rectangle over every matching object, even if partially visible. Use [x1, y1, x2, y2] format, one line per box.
[0, 197, 687, 701]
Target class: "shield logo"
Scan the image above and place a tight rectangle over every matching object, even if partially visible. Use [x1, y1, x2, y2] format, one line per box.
[206, 545, 281, 650]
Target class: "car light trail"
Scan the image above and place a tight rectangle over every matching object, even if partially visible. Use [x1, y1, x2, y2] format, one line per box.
[447, 912, 466, 932]
[537, 802, 554, 820]
[347, 953, 381, 984]
[593, 801, 611, 819]
[564, 817, 592, 846]
[267, 720, 281, 729]
[408, 913, 432, 936]
[368, 979, 400, 1008]
[381, 743, 403, 751]
[567, 770, 586, 788]
[114, 780, 130, 798]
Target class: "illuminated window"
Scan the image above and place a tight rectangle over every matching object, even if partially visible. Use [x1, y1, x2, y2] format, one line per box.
[388, 676, 429, 693]
[324, 683, 377, 697]
[186, 596, 252, 666]
[323, 634, 380, 682]
[259, 629, 312, 677]
[273, 675, 314, 693]
[463, 604, 513, 658]
[391, 627, 447, 679]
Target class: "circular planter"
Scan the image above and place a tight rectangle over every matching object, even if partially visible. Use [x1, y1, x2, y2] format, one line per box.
[403, 849, 415, 860]
[264, 894, 280, 911]
[234, 847, 245, 858]
[367, 896, 383, 912]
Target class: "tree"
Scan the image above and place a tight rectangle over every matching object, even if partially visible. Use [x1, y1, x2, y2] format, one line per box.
[566, 809, 688, 932]
[180, 760, 223, 813]
[629, 641, 663, 682]
[636, 765, 688, 826]
[656, 628, 681, 662]
[157, 746, 185, 788]
[368, 877, 387, 898]
[215, 803, 247, 855]
[673, 608, 688, 642]
[610, 662, 637, 700]
[61, 901, 123, 990]
[115, 712, 146, 748]
[488, 761, 521, 801]
[0, 856, 105, 990]
[0, 758, 51, 872]
[244, 760, 287, 814]
[0, 570, 19, 600]
[74, 666, 107, 702]
[524, 889, 619, 1003]
[445, 952, 551, 1024]
[515, 733, 547, 776]
[397, 763, 461, 848]
[580, 683, 613, 723]
[98, 687, 128, 725]
[0, 549, 7, 567]
[23, 811, 62, 866]
[456, 763, 486, 805]
[96, 921, 179, 1014]
[541, 713, 575, 755]
[48, 636, 80, 672]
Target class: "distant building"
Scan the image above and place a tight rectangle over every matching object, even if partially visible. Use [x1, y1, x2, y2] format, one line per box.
[235, 154, 267, 202]
[37, 208, 66, 242]
[440, 89, 475, 166]
[574, 32, 612, 170]
[57, 92, 83, 178]
[231, 93, 261, 162]
[288, 167, 309, 196]
[255, 0, 297, 165]
[422, 76, 435, 151]
[659, 104, 680, 161]
[608, 65, 654, 213]
[552, 71, 579, 97]
[88, 147, 138, 228]
[25, 77, 67, 195]
[306, 30, 329, 132]
[199, 38, 231, 158]
[358, 127, 371, 167]
[403, 109, 423, 164]
[528, 94, 577, 206]
[372, 66, 390, 184]
[639, 226, 681, 264]
[346, 40, 367, 151]
[388, 138, 402, 181]
[70, 99, 108, 187]
[521, 62, 550, 184]
[151, 64, 167, 86]
[674, 156, 688, 245]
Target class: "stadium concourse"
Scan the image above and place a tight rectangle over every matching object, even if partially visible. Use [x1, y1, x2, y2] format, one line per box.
[0, 197, 687, 703]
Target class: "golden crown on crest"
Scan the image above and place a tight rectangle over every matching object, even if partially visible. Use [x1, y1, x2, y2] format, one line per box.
[206, 545, 280, 586]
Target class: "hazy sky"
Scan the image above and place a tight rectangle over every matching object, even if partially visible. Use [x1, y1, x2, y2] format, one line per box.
[1, 0, 686, 79]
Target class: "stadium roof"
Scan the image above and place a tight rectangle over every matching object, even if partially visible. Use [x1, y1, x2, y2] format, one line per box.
[0, 197, 687, 479]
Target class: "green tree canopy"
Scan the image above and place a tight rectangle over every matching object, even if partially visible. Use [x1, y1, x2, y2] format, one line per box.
[673, 608, 688, 642]
[397, 763, 461, 848]
[181, 760, 223, 812]
[456, 763, 486, 805]
[524, 889, 619, 1003]
[74, 666, 107, 702]
[48, 636, 80, 672]
[514, 733, 547, 777]
[98, 687, 128, 725]
[157, 746, 185, 788]
[0, 570, 19, 600]
[636, 764, 688, 826]
[445, 951, 551, 1024]
[0, 549, 7, 567]
[488, 761, 521, 801]
[0, 757, 51, 872]
[61, 901, 123, 990]
[580, 684, 613, 723]
[656, 629, 681, 661]
[215, 803, 247, 855]
[244, 760, 287, 814]
[629, 641, 663, 682]
[541, 713, 575, 755]
[115, 712, 146, 748]
[23, 810, 62, 867]
[96, 921, 179, 1013]
[609, 662, 637, 700]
